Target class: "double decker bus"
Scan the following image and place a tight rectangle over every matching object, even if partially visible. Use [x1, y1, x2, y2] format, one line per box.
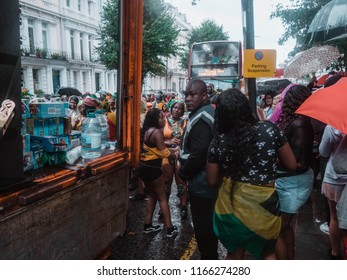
[188, 40, 243, 90]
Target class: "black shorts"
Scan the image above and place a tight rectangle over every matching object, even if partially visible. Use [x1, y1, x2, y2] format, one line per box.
[139, 159, 162, 182]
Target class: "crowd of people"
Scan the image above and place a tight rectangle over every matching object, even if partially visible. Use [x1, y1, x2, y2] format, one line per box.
[133, 75, 346, 260]
[64, 92, 117, 141]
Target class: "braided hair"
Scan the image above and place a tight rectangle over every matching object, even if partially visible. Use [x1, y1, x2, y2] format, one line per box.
[214, 88, 258, 178]
[275, 84, 311, 132]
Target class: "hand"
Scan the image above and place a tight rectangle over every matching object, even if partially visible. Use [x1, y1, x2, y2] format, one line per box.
[171, 138, 180, 146]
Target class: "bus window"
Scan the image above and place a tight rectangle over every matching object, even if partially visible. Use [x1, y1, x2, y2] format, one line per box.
[188, 40, 242, 89]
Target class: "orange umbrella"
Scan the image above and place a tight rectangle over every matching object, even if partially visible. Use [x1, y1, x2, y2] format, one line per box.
[296, 77, 347, 134]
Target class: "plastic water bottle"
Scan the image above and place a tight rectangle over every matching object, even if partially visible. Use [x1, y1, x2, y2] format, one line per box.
[95, 110, 108, 149]
[81, 112, 102, 159]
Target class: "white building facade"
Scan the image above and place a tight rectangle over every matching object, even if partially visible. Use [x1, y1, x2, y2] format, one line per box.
[20, 0, 116, 95]
[20, 0, 191, 97]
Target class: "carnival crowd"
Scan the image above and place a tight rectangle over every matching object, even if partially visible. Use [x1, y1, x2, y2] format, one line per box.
[134, 75, 347, 260]
[49, 75, 346, 260]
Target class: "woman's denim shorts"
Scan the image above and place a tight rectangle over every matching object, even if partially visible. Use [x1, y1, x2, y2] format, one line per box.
[275, 168, 314, 214]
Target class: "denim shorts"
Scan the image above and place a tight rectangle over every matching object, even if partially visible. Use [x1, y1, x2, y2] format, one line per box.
[275, 168, 314, 214]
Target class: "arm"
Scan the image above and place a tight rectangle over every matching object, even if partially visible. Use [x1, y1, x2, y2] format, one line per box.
[153, 129, 177, 159]
[319, 126, 333, 158]
[257, 106, 266, 121]
[277, 142, 297, 171]
[206, 162, 222, 188]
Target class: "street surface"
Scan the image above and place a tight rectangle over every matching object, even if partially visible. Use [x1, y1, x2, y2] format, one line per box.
[109, 182, 331, 260]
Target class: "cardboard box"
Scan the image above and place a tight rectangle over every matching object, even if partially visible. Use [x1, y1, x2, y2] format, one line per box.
[59, 131, 81, 151]
[25, 117, 64, 136]
[29, 102, 66, 118]
[49, 117, 64, 135]
[30, 135, 69, 152]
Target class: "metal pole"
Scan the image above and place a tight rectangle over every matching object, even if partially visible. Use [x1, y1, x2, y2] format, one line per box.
[241, 0, 257, 115]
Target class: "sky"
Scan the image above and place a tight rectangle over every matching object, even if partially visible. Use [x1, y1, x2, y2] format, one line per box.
[166, 0, 296, 66]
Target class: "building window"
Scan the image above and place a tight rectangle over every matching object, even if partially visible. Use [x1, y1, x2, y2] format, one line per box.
[172, 82, 176, 92]
[82, 72, 86, 92]
[28, 20, 35, 54]
[78, 0, 81, 12]
[70, 30, 75, 59]
[73, 71, 78, 88]
[66, 0, 70, 7]
[42, 23, 47, 51]
[95, 73, 100, 91]
[88, 35, 92, 61]
[33, 69, 39, 91]
[88, 1, 92, 15]
[52, 70, 61, 93]
[80, 33, 84, 61]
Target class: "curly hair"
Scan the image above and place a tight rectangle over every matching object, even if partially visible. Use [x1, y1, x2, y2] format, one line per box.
[275, 84, 311, 132]
[140, 108, 161, 149]
[214, 88, 258, 177]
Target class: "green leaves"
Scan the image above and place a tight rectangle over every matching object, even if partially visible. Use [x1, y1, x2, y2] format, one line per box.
[96, 0, 180, 83]
[270, 0, 346, 70]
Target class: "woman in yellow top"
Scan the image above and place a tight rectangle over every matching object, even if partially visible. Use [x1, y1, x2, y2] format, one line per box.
[162, 101, 188, 219]
[139, 108, 178, 237]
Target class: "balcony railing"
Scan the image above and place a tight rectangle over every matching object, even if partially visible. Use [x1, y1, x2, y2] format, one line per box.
[21, 48, 99, 63]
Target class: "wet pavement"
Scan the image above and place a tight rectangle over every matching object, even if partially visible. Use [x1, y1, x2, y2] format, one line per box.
[109, 182, 331, 260]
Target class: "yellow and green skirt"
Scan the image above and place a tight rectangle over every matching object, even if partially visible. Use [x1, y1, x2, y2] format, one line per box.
[213, 177, 281, 259]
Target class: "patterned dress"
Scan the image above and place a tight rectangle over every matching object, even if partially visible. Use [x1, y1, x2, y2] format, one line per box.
[208, 121, 287, 259]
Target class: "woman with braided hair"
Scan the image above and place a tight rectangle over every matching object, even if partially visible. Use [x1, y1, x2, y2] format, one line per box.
[274, 84, 314, 259]
[206, 88, 296, 259]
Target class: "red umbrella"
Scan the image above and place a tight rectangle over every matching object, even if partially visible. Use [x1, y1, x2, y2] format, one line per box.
[296, 77, 347, 134]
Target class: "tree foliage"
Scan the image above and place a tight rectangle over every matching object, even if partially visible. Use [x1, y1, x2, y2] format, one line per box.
[96, 0, 180, 83]
[179, 19, 229, 70]
[270, 0, 330, 51]
[270, 0, 347, 70]
[96, 0, 119, 70]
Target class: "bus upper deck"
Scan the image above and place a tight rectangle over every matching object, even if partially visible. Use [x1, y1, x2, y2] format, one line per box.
[188, 40, 243, 90]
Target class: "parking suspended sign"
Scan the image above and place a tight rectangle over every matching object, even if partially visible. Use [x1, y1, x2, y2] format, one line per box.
[243, 49, 276, 78]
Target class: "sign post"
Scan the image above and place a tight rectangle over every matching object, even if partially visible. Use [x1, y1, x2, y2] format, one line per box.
[243, 49, 277, 78]
[241, 0, 257, 115]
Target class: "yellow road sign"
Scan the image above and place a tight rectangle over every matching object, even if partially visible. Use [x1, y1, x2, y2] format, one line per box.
[243, 49, 276, 78]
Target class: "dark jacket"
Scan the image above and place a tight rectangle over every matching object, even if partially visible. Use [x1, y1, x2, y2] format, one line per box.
[179, 102, 217, 198]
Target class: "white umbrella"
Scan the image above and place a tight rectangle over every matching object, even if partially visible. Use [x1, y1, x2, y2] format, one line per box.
[284, 45, 340, 78]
